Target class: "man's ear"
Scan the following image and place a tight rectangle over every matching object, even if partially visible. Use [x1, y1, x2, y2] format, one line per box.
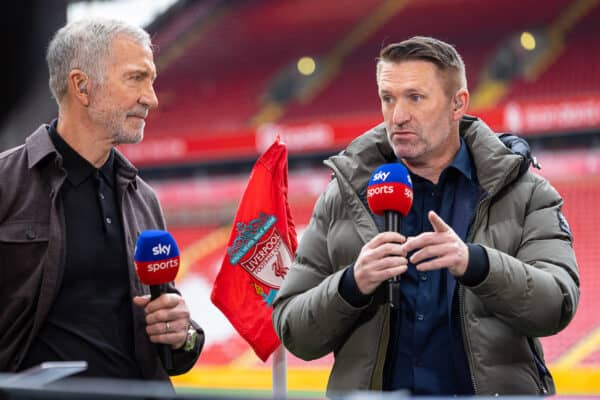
[452, 88, 469, 120]
[69, 69, 90, 106]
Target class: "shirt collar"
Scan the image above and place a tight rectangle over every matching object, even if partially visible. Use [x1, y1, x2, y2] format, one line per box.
[449, 137, 474, 181]
[399, 137, 475, 184]
[48, 119, 115, 187]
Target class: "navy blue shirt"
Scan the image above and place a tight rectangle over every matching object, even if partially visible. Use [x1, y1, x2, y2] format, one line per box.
[340, 138, 487, 395]
[385, 139, 479, 395]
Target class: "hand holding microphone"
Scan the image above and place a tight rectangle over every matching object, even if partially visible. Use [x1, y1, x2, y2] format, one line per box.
[133, 230, 190, 370]
[354, 163, 413, 307]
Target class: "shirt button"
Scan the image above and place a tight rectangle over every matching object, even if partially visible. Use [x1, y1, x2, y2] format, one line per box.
[99, 193, 105, 200]
[25, 229, 36, 240]
[106, 217, 112, 224]
[420, 274, 428, 281]
[416, 313, 424, 321]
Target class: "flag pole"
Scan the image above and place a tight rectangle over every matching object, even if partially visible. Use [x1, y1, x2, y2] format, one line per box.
[272, 344, 287, 399]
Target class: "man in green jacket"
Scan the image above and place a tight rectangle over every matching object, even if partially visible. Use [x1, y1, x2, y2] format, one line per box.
[273, 36, 579, 396]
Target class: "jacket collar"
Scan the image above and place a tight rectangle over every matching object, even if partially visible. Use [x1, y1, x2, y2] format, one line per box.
[326, 123, 394, 193]
[26, 124, 59, 169]
[327, 116, 523, 199]
[25, 123, 139, 190]
[459, 115, 523, 197]
[113, 148, 139, 190]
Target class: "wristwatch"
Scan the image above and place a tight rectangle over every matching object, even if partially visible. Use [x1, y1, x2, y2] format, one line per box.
[182, 325, 197, 352]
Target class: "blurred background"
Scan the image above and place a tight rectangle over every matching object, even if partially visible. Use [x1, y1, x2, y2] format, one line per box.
[2, 0, 600, 397]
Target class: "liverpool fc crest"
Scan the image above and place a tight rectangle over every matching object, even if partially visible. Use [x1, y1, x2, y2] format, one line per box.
[228, 212, 292, 289]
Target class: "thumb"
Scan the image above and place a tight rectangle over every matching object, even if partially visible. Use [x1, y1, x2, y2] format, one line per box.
[429, 211, 450, 233]
[133, 295, 151, 308]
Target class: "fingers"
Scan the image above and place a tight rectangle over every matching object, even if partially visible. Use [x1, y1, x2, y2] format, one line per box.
[146, 324, 188, 349]
[146, 318, 188, 336]
[428, 210, 450, 233]
[402, 231, 446, 255]
[366, 231, 406, 249]
[401, 212, 469, 276]
[354, 232, 409, 294]
[144, 293, 182, 314]
[134, 293, 191, 349]
[133, 295, 150, 307]
[402, 211, 452, 255]
[362, 232, 407, 263]
[355, 261, 408, 293]
[144, 294, 190, 326]
[410, 242, 466, 272]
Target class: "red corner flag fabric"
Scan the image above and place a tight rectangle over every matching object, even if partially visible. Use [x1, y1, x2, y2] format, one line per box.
[211, 138, 297, 362]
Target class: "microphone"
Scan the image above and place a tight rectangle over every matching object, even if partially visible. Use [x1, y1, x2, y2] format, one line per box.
[133, 230, 181, 371]
[367, 163, 413, 308]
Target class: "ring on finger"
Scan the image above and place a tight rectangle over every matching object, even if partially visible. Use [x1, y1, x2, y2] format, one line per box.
[165, 321, 171, 333]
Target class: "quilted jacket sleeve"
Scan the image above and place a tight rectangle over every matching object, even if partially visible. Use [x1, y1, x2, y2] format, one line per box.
[469, 174, 579, 337]
[272, 180, 371, 360]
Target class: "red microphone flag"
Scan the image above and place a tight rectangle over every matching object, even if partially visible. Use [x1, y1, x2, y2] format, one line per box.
[211, 137, 297, 362]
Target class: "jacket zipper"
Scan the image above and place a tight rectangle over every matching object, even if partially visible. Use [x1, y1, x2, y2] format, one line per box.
[369, 306, 390, 390]
[460, 158, 522, 394]
[462, 193, 490, 395]
[458, 285, 479, 394]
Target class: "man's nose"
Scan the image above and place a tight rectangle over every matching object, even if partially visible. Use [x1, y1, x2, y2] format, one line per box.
[140, 84, 159, 110]
[392, 104, 410, 127]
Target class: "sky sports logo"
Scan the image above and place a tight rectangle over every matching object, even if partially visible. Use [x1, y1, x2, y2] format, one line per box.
[138, 242, 178, 273]
[367, 184, 413, 199]
[139, 257, 180, 273]
[367, 185, 394, 196]
[152, 243, 172, 256]
[371, 171, 391, 182]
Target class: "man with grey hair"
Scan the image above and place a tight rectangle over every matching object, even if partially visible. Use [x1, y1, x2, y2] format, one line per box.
[0, 18, 203, 382]
[273, 36, 579, 395]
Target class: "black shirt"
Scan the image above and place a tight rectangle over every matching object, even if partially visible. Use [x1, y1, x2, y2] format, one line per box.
[21, 121, 142, 379]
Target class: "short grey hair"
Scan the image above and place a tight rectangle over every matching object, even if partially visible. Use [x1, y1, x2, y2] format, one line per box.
[46, 18, 152, 104]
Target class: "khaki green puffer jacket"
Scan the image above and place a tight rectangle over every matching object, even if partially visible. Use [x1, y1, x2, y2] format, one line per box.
[273, 116, 579, 396]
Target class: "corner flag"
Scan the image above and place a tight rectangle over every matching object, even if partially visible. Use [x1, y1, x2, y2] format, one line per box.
[211, 137, 297, 362]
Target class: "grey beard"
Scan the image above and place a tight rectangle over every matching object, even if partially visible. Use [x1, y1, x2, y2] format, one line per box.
[113, 128, 144, 145]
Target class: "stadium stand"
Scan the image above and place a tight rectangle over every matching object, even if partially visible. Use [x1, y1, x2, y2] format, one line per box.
[500, 2, 600, 104]
[540, 177, 600, 362]
[145, 0, 384, 136]
[143, 0, 585, 133]
[279, 0, 574, 124]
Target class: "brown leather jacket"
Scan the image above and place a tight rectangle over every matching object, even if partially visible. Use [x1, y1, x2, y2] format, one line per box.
[0, 124, 203, 380]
